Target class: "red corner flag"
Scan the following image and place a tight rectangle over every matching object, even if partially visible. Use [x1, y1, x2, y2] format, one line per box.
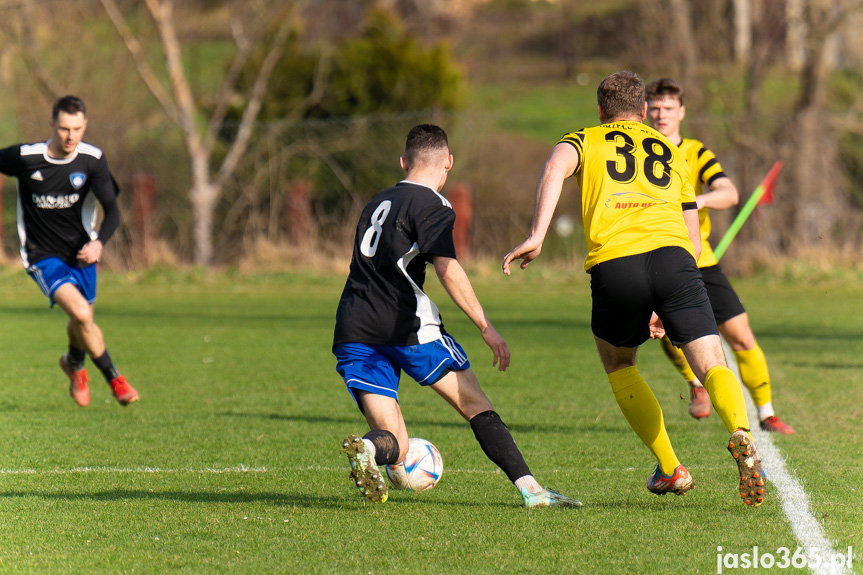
[758, 160, 783, 206]
[754, 160, 782, 221]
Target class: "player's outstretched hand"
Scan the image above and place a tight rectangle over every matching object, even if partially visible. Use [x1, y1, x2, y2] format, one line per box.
[481, 324, 510, 372]
[648, 312, 665, 340]
[502, 237, 543, 276]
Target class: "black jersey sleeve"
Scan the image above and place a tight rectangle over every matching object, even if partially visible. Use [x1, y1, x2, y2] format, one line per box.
[0, 145, 21, 176]
[91, 161, 121, 244]
[416, 203, 457, 261]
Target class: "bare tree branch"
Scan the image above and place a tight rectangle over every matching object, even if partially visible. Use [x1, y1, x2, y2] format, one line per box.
[201, 15, 255, 157]
[214, 4, 301, 189]
[144, 0, 201, 156]
[0, 5, 59, 101]
[99, 0, 180, 124]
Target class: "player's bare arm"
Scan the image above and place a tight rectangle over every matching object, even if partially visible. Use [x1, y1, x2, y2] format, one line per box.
[503, 143, 580, 275]
[683, 209, 702, 262]
[433, 255, 510, 371]
[696, 176, 739, 211]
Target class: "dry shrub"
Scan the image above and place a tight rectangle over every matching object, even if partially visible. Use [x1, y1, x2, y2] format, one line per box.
[456, 132, 581, 257]
[720, 241, 863, 282]
[237, 237, 351, 276]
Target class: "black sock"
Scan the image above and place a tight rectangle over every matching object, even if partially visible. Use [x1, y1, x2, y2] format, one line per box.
[470, 410, 532, 482]
[363, 429, 400, 466]
[93, 351, 120, 383]
[68, 346, 86, 371]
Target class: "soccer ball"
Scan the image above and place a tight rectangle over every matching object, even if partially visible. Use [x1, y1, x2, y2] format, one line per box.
[385, 437, 443, 491]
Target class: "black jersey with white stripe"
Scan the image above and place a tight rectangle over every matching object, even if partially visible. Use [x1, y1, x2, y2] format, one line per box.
[0, 141, 120, 268]
[334, 181, 458, 347]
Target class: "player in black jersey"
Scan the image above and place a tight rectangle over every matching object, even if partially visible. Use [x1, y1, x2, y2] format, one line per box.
[0, 95, 138, 407]
[334, 124, 580, 507]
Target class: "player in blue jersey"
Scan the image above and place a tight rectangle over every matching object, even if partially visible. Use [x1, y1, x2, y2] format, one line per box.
[334, 124, 580, 507]
[0, 95, 138, 407]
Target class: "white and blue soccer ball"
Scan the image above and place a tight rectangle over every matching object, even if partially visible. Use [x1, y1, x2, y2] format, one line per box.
[385, 437, 443, 491]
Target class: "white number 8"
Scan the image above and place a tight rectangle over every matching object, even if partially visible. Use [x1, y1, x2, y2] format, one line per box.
[360, 200, 392, 257]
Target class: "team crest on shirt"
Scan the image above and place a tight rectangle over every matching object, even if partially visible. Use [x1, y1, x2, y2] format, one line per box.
[70, 172, 87, 189]
[605, 191, 667, 209]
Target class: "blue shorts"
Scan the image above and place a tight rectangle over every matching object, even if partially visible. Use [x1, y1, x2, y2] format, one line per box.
[334, 333, 470, 402]
[27, 258, 97, 307]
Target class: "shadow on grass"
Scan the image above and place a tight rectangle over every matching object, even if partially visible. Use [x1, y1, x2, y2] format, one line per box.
[215, 411, 630, 435]
[96, 307, 336, 325]
[0, 489, 512, 509]
[757, 328, 863, 341]
[786, 360, 863, 370]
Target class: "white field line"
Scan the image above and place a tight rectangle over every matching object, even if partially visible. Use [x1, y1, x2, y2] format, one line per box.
[0, 465, 267, 475]
[725, 342, 852, 575]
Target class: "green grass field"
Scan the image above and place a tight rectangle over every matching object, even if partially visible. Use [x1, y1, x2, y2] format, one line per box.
[0, 266, 860, 574]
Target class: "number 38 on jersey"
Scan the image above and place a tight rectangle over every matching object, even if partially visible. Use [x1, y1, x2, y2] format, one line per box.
[605, 130, 673, 189]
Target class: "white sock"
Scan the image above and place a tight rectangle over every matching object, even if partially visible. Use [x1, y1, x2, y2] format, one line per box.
[362, 438, 377, 463]
[688, 378, 703, 389]
[514, 475, 542, 494]
[757, 402, 775, 421]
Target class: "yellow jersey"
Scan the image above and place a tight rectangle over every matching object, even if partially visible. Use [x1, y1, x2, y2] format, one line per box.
[678, 138, 726, 268]
[560, 121, 696, 271]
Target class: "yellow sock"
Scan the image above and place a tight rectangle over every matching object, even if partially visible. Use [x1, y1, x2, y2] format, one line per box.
[659, 336, 698, 383]
[703, 365, 750, 433]
[734, 345, 772, 407]
[609, 366, 679, 475]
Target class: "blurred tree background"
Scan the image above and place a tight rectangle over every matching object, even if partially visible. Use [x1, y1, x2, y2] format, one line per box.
[0, 0, 860, 273]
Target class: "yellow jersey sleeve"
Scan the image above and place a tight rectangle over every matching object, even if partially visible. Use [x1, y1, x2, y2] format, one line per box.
[679, 138, 727, 267]
[560, 121, 697, 271]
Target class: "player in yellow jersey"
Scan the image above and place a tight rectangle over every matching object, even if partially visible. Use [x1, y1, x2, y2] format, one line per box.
[645, 78, 794, 434]
[503, 71, 767, 507]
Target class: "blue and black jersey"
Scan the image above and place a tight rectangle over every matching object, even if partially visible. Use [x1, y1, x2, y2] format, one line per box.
[0, 141, 120, 268]
[334, 181, 458, 347]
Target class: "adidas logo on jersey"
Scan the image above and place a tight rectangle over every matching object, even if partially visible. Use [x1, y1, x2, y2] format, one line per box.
[30, 171, 44, 181]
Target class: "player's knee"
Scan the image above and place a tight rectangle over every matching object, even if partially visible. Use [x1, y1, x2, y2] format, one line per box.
[67, 304, 94, 326]
[725, 333, 756, 351]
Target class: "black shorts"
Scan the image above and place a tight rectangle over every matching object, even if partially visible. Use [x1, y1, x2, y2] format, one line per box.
[589, 246, 719, 348]
[700, 264, 746, 325]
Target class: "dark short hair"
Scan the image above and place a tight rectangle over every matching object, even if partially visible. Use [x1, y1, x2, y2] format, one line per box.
[597, 71, 645, 119]
[52, 95, 87, 121]
[404, 124, 449, 164]
[645, 78, 684, 105]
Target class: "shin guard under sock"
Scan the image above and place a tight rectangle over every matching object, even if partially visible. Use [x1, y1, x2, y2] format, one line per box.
[704, 365, 750, 434]
[93, 351, 120, 383]
[363, 429, 400, 466]
[734, 345, 772, 408]
[609, 366, 680, 475]
[469, 410, 531, 482]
